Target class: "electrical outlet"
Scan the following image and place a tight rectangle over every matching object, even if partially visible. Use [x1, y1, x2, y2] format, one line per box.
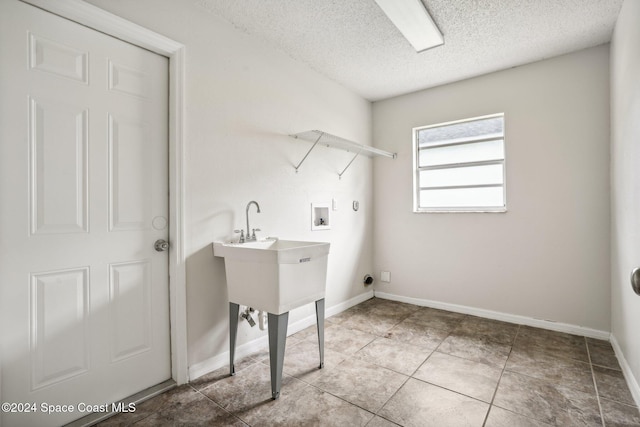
[381, 271, 391, 282]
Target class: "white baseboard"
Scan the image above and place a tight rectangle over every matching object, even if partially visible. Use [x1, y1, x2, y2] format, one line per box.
[188, 290, 374, 381]
[373, 291, 611, 340]
[188, 335, 269, 382]
[326, 290, 374, 318]
[610, 334, 640, 408]
[283, 290, 374, 338]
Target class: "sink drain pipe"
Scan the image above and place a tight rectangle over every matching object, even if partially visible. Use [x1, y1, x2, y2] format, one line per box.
[258, 311, 268, 330]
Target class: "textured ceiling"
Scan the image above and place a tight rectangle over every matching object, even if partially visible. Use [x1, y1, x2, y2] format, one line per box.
[195, 0, 623, 101]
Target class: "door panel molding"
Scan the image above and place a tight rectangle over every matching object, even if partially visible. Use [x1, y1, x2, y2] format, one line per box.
[30, 267, 90, 390]
[108, 113, 152, 232]
[20, 0, 188, 385]
[109, 260, 152, 362]
[28, 96, 89, 235]
[28, 32, 89, 83]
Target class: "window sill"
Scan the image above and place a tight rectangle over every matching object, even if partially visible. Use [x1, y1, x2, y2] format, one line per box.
[413, 208, 508, 213]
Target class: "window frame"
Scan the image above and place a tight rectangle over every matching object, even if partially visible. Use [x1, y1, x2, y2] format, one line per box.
[412, 113, 507, 213]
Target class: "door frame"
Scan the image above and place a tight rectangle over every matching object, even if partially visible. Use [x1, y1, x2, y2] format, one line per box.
[19, 0, 189, 384]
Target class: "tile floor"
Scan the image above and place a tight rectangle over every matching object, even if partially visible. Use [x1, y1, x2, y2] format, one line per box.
[99, 298, 640, 426]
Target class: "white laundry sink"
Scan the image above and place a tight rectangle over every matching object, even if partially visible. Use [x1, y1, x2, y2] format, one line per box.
[213, 238, 330, 314]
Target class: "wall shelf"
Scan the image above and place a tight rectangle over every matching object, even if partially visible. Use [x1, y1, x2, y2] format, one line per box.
[290, 130, 396, 179]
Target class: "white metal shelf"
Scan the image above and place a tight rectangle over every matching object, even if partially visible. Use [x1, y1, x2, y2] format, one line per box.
[290, 130, 396, 178]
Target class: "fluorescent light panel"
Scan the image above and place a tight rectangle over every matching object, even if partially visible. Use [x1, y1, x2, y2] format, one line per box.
[374, 0, 443, 52]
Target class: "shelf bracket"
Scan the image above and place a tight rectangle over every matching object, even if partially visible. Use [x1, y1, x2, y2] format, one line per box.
[294, 132, 324, 173]
[290, 130, 396, 177]
[338, 148, 363, 180]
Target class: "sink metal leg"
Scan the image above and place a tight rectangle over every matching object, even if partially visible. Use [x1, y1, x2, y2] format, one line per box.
[315, 298, 325, 369]
[267, 311, 289, 400]
[229, 302, 240, 376]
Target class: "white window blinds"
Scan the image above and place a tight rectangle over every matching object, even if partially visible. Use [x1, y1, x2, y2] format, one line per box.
[413, 114, 506, 212]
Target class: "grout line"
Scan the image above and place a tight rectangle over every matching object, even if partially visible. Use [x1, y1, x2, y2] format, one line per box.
[586, 337, 607, 427]
[199, 396, 249, 426]
[372, 372, 413, 418]
[191, 381, 250, 426]
[300, 378, 380, 421]
[481, 324, 519, 426]
[408, 375, 492, 406]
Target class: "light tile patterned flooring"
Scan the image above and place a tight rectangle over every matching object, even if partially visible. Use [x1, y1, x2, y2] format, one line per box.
[99, 298, 640, 426]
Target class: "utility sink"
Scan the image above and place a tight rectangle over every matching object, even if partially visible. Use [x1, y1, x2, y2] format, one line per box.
[213, 237, 330, 399]
[213, 238, 330, 315]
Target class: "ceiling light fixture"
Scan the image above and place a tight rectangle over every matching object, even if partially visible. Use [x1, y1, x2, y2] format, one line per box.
[373, 0, 443, 53]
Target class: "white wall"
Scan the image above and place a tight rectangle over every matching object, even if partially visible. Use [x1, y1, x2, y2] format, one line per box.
[86, 0, 373, 373]
[372, 46, 611, 331]
[610, 0, 640, 401]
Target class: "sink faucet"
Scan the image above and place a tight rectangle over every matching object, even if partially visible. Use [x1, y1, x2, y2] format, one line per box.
[245, 201, 261, 241]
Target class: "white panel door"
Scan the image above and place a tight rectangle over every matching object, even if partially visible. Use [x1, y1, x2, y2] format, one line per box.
[0, 1, 171, 426]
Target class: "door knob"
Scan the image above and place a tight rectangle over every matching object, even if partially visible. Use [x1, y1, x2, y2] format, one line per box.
[632, 267, 640, 296]
[154, 239, 169, 252]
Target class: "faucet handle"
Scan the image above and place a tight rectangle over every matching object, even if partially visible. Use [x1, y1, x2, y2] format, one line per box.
[251, 228, 261, 240]
[234, 229, 245, 243]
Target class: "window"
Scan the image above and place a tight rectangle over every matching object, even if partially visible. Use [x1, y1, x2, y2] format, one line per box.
[413, 113, 506, 212]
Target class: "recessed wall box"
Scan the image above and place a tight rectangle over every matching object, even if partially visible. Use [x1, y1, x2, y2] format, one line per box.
[311, 202, 331, 231]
